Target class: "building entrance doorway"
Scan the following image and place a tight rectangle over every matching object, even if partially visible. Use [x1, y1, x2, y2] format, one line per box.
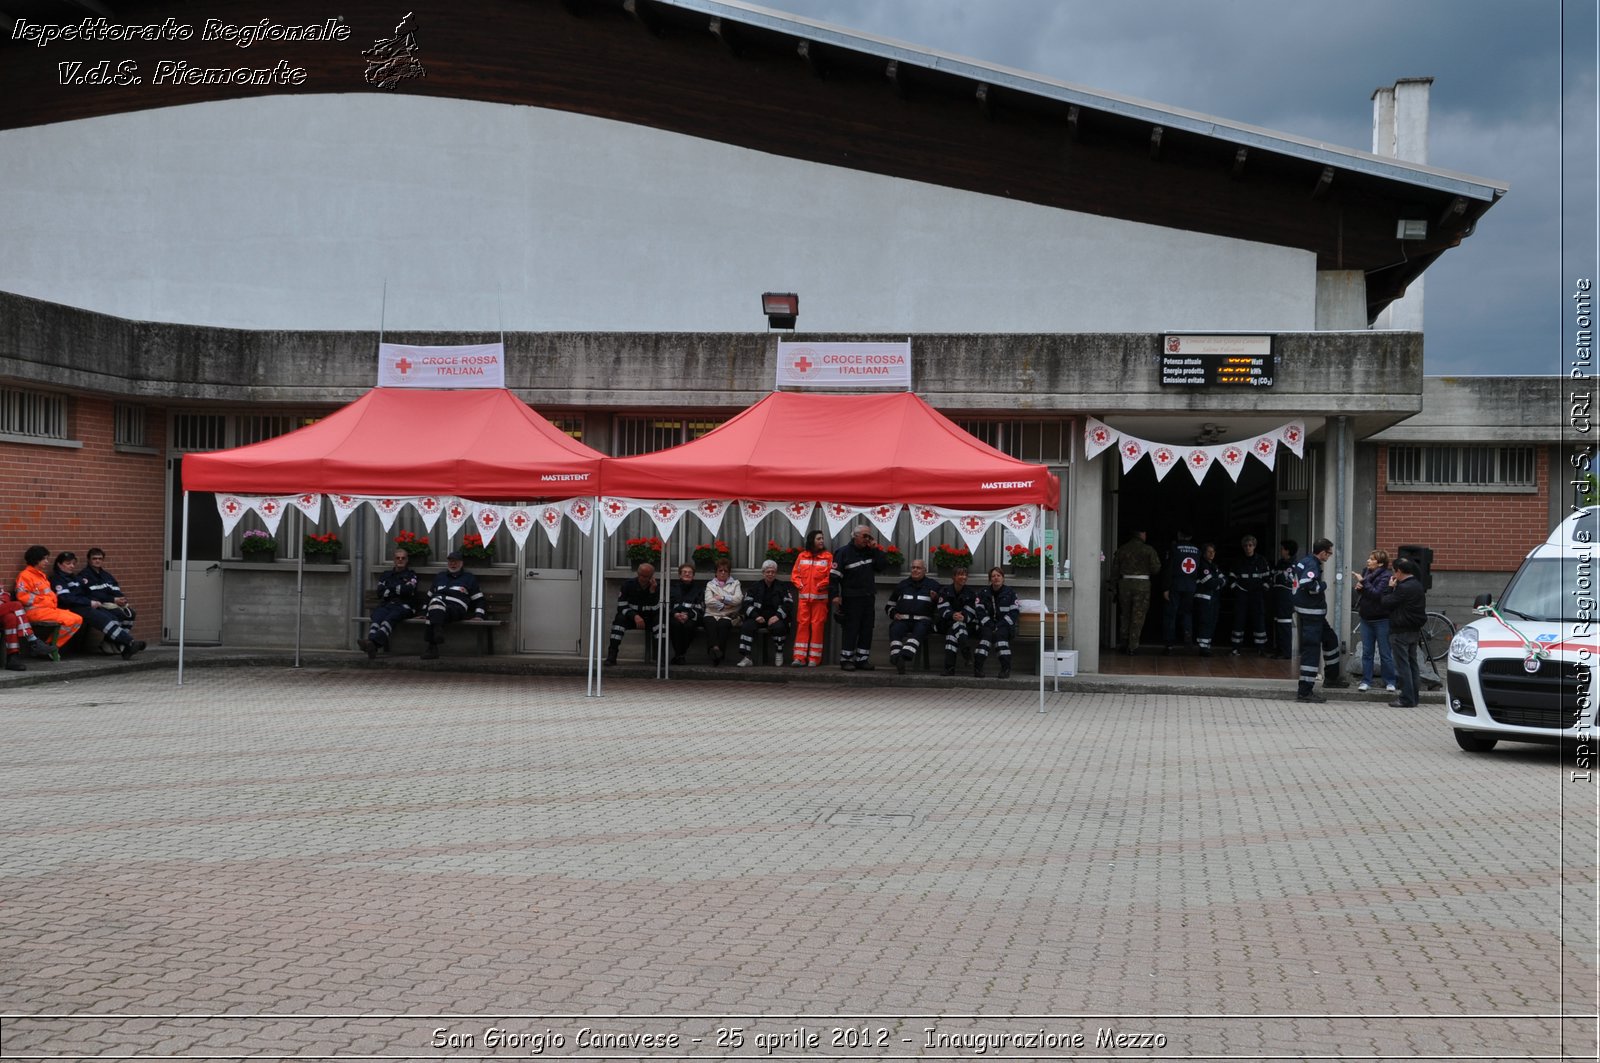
[1113, 456, 1277, 653]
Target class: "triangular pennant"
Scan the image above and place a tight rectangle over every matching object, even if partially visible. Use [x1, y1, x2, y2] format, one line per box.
[864, 503, 903, 540]
[820, 501, 865, 538]
[367, 496, 407, 532]
[999, 506, 1037, 548]
[950, 511, 995, 553]
[252, 497, 287, 536]
[411, 495, 446, 533]
[599, 497, 636, 537]
[738, 499, 774, 537]
[329, 494, 363, 527]
[1118, 436, 1146, 475]
[504, 507, 537, 551]
[643, 499, 689, 540]
[1149, 445, 1180, 483]
[473, 503, 507, 541]
[778, 500, 816, 538]
[908, 504, 943, 544]
[1182, 447, 1214, 486]
[564, 497, 594, 536]
[290, 493, 322, 523]
[537, 505, 565, 548]
[443, 497, 471, 538]
[692, 499, 729, 538]
[1084, 417, 1119, 461]
[1279, 421, 1306, 459]
[1214, 442, 1248, 483]
[216, 495, 251, 536]
[1249, 434, 1279, 472]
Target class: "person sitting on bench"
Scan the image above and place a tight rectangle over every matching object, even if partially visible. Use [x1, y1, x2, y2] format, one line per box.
[421, 551, 484, 660]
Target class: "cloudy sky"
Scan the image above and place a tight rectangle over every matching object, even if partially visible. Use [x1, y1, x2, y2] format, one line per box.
[772, 0, 1597, 376]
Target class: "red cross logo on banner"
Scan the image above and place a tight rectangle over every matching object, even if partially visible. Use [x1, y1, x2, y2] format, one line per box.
[787, 502, 808, 517]
[793, 356, 813, 374]
[875, 506, 896, 520]
[1090, 425, 1111, 446]
[1182, 557, 1197, 574]
[1223, 447, 1243, 465]
[1188, 451, 1209, 468]
[337, 495, 354, 506]
[918, 508, 936, 522]
[260, 500, 279, 516]
[828, 503, 849, 518]
[572, 501, 590, 519]
[448, 503, 465, 521]
[1154, 448, 1174, 465]
[478, 509, 499, 530]
[298, 494, 315, 506]
[510, 512, 529, 531]
[606, 500, 625, 516]
[962, 516, 983, 532]
[700, 501, 722, 517]
[223, 498, 241, 516]
[1008, 510, 1029, 526]
[1123, 441, 1142, 459]
[395, 357, 412, 375]
[1284, 425, 1302, 444]
[379, 498, 398, 511]
[542, 509, 560, 526]
[655, 504, 675, 519]
[1254, 438, 1274, 457]
[745, 501, 765, 516]
[418, 497, 440, 513]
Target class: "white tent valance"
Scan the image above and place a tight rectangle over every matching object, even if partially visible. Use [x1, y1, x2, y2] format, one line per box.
[1085, 417, 1306, 483]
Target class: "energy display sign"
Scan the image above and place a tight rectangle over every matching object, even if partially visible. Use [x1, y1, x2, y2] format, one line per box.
[1159, 335, 1274, 388]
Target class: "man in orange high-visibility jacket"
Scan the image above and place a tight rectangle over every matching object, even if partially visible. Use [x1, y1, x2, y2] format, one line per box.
[789, 529, 833, 667]
[15, 544, 81, 649]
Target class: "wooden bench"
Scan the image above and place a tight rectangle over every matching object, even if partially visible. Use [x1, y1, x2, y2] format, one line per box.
[355, 591, 511, 655]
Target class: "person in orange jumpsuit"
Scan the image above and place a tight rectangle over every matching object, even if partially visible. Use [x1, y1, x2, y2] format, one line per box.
[15, 544, 81, 650]
[789, 529, 834, 667]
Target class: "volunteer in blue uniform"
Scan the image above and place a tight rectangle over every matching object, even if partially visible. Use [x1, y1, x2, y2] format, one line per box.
[1161, 530, 1201, 653]
[1291, 537, 1347, 702]
[422, 550, 485, 660]
[885, 557, 941, 674]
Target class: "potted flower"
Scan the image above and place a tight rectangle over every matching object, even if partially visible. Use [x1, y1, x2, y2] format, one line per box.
[764, 539, 801, 568]
[881, 542, 904, 570]
[1006, 544, 1043, 572]
[625, 536, 663, 566]
[394, 530, 431, 563]
[931, 543, 972, 572]
[692, 539, 732, 568]
[458, 532, 495, 563]
[240, 529, 277, 561]
[303, 531, 343, 561]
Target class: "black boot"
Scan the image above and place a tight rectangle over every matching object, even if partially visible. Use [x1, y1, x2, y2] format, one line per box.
[120, 639, 146, 660]
[998, 660, 1011, 680]
[973, 659, 985, 678]
[942, 650, 957, 677]
[26, 638, 54, 659]
[5, 653, 23, 671]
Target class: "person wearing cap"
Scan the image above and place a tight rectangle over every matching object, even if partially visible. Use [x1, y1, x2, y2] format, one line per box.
[14, 545, 81, 652]
[420, 550, 484, 660]
[1109, 529, 1161, 655]
[1381, 557, 1427, 708]
[359, 548, 421, 659]
[50, 551, 146, 659]
[737, 560, 792, 667]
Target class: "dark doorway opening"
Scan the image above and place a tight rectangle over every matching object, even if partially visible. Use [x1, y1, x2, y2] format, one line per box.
[1117, 456, 1276, 650]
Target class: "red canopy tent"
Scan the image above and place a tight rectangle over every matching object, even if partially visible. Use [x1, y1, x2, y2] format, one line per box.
[600, 392, 1057, 508]
[185, 388, 601, 495]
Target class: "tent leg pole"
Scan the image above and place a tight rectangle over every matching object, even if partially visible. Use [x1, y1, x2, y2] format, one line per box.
[1039, 506, 1047, 713]
[294, 508, 304, 669]
[178, 491, 190, 687]
[588, 516, 604, 698]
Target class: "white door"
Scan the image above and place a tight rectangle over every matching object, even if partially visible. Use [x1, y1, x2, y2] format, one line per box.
[521, 567, 583, 654]
[164, 562, 224, 643]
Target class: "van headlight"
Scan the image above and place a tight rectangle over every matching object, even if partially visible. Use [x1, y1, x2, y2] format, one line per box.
[1449, 627, 1480, 664]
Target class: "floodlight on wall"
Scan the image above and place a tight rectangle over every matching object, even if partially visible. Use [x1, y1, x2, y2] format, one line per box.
[762, 292, 799, 330]
[1395, 219, 1428, 240]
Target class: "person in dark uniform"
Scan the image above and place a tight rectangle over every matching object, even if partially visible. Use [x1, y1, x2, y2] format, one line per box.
[973, 566, 1020, 679]
[1193, 542, 1225, 657]
[50, 552, 145, 659]
[1269, 539, 1299, 659]
[938, 566, 980, 676]
[738, 560, 793, 666]
[885, 556, 941, 674]
[830, 525, 886, 671]
[1291, 536, 1347, 702]
[1382, 557, 1427, 707]
[666, 562, 703, 665]
[1161, 530, 1201, 653]
[1228, 534, 1271, 656]
[82, 548, 137, 652]
[605, 561, 659, 665]
[421, 550, 485, 660]
[359, 547, 421, 659]
[1110, 529, 1162, 654]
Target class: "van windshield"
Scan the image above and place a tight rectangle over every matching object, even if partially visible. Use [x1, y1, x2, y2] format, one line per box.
[1498, 557, 1598, 622]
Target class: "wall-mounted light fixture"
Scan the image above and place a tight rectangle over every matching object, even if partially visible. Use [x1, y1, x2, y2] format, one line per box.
[1395, 219, 1427, 240]
[761, 292, 798, 330]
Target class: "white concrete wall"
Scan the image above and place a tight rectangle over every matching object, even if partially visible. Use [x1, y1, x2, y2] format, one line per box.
[0, 94, 1317, 333]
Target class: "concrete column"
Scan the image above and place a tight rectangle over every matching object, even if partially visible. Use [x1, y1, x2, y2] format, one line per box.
[1069, 433, 1103, 673]
[1371, 78, 1432, 332]
[1315, 270, 1368, 330]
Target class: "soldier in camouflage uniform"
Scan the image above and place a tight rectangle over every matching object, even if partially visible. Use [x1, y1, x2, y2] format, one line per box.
[1110, 529, 1162, 655]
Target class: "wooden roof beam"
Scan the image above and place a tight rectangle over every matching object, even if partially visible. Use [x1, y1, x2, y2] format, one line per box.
[622, 0, 662, 37]
[708, 16, 739, 57]
[1312, 166, 1335, 200]
[1149, 125, 1163, 160]
[797, 39, 825, 79]
[976, 83, 993, 121]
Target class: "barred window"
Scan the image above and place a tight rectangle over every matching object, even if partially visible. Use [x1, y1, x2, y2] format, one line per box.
[114, 403, 148, 447]
[546, 415, 584, 442]
[0, 386, 69, 440]
[1388, 445, 1537, 491]
[612, 416, 724, 457]
[954, 418, 1070, 463]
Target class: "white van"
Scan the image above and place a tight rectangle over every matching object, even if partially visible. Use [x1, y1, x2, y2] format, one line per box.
[1445, 506, 1600, 753]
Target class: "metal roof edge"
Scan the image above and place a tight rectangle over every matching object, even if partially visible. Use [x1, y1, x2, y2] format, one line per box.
[670, 0, 1509, 202]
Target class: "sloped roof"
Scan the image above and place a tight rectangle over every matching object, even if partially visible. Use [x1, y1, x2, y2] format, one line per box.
[183, 388, 603, 497]
[602, 391, 1059, 509]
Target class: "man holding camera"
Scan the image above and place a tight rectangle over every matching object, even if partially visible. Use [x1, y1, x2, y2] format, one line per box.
[830, 525, 887, 671]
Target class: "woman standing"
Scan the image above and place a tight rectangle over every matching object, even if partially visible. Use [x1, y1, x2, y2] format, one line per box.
[702, 560, 743, 665]
[1353, 549, 1397, 693]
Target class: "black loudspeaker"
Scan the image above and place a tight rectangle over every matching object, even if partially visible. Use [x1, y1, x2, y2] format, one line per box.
[1397, 544, 1434, 591]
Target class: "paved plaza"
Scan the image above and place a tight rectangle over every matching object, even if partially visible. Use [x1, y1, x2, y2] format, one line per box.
[1, 662, 1596, 1061]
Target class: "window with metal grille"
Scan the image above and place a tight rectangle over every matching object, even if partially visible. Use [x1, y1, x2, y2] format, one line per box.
[612, 416, 725, 457]
[954, 418, 1070, 463]
[1388, 445, 1537, 491]
[114, 403, 148, 448]
[0, 386, 69, 440]
[545, 415, 584, 441]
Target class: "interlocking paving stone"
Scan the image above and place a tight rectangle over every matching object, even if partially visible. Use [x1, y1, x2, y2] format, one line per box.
[0, 669, 1593, 1060]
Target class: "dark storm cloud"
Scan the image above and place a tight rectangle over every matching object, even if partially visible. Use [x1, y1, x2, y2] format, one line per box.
[770, 0, 1596, 376]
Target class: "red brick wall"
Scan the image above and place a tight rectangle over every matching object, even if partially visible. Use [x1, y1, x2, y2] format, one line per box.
[1, 396, 168, 628]
[1375, 444, 1550, 571]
